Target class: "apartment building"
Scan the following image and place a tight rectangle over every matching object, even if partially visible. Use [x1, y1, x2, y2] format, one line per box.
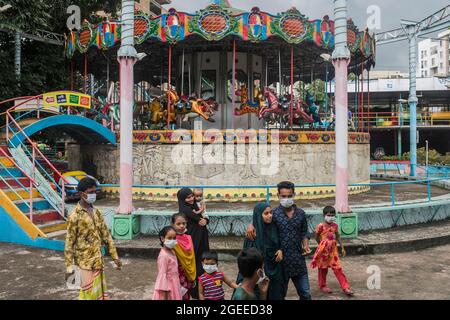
[417, 30, 450, 78]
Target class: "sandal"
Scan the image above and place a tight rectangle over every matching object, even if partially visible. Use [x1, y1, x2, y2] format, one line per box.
[343, 288, 354, 296]
[320, 287, 333, 294]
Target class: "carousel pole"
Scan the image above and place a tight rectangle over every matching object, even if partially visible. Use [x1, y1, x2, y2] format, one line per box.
[70, 59, 74, 91]
[278, 49, 282, 96]
[290, 46, 294, 129]
[367, 69, 370, 133]
[232, 39, 236, 129]
[332, 0, 351, 214]
[265, 58, 268, 88]
[181, 48, 185, 97]
[168, 45, 172, 129]
[117, 0, 137, 215]
[361, 62, 364, 131]
[84, 54, 88, 94]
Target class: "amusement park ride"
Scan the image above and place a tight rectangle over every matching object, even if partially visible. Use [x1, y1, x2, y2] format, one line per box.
[65, 0, 376, 131]
[0, 0, 377, 247]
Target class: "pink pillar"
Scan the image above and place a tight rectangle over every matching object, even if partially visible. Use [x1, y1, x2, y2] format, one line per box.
[333, 58, 350, 213]
[118, 57, 136, 214]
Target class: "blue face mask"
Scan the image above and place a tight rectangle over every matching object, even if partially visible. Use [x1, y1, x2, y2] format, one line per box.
[325, 216, 336, 223]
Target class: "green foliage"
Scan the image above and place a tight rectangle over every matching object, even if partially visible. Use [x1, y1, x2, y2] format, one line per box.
[0, 0, 120, 115]
[295, 79, 328, 105]
[382, 148, 450, 165]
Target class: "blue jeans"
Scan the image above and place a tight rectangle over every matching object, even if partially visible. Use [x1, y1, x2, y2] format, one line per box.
[284, 273, 312, 300]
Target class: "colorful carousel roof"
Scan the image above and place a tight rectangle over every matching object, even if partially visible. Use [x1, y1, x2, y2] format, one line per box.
[65, 2, 375, 85]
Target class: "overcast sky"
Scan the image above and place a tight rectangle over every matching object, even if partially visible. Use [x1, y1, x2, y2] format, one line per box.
[164, 0, 450, 72]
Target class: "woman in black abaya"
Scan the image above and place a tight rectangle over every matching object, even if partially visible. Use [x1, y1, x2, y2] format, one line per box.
[177, 188, 210, 299]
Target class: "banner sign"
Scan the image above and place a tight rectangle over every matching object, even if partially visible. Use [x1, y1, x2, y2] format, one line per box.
[43, 91, 91, 109]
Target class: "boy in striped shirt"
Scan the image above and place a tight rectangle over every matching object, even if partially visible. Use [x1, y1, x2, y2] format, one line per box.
[198, 251, 238, 300]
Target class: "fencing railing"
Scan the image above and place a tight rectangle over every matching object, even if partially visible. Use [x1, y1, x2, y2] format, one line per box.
[362, 111, 450, 128]
[0, 147, 38, 222]
[100, 176, 450, 209]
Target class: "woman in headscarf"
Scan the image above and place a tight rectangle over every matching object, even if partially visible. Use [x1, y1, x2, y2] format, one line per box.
[177, 188, 210, 299]
[236, 202, 286, 300]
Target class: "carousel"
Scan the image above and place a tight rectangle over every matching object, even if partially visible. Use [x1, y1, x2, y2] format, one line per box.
[64, 0, 375, 200]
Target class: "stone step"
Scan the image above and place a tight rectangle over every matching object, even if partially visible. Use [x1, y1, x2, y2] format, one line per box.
[45, 229, 67, 240]
[4, 188, 40, 201]
[0, 167, 23, 178]
[0, 177, 31, 189]
[15, 197, 52, 212]
[26, 209, 61, 225]
[37, 220, 67, 234]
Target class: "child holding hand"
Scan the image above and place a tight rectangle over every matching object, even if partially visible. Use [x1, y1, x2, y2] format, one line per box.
[311, 206, 354, 297]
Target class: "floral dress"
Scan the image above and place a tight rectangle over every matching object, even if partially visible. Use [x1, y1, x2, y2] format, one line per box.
[311, 222, 342, 270]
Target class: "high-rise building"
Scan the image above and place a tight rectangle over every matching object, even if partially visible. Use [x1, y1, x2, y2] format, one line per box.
[417, 30, 450, 78]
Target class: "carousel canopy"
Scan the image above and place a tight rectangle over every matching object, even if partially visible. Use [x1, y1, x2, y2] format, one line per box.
[66, 1, 376, 84]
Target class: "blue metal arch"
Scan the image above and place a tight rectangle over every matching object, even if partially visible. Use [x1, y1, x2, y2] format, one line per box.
[9, 115, 116, 147]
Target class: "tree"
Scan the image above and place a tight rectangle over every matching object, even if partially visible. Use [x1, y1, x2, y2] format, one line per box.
[0, 0, 121, 113]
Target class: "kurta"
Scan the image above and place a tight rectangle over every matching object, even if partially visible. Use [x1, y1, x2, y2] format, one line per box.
[64, 203, 118, 273]
[311, 222, 342, 270]
[152, 247, 182, 300]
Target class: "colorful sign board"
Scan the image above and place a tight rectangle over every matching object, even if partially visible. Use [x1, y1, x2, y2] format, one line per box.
[43, 91, 91, 109]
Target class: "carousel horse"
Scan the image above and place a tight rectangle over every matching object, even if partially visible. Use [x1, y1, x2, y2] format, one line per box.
[258, 87, 282, 120]
[174, 93, 216, 123]
[234, 85, 264, 116]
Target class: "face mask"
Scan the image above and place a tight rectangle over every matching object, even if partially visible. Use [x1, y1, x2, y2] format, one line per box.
[203, 264, 218, 274]
[85, 193, 96, 204]
[256, 269, 266, 285]
[325, 216, 336, 223]
[177, 228, 187, 235]
[280, 198, 294, 208]
[195, 197, 203, 202]
[164, 239, 177, 249]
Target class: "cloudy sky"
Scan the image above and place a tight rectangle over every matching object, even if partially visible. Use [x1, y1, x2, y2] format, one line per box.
[164, 0, 449, 72]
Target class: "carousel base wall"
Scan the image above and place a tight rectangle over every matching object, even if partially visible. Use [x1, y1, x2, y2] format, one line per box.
[71, 143, 370, 188]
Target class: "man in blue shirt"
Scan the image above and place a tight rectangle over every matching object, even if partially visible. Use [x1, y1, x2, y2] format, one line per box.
[246, 181, 312, 300]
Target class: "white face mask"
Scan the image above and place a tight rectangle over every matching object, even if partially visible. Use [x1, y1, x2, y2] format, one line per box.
[256, 269, 266, 285]
[280, 198, 294, 208]
[164, 239, 177, 249]
[203, 264, 218, 274]
[85, 193, 96, 204]
[325, 216, 336, 223]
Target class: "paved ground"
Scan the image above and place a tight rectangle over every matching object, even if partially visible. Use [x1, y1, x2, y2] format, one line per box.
[1, 241, 449, 300]
[95, 180, 449, 211]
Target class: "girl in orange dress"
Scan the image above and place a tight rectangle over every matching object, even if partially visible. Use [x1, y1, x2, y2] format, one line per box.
[311, 206, 354, 296]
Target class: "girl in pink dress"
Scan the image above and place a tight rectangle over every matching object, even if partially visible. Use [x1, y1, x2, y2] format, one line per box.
[152, 226, 183, 300]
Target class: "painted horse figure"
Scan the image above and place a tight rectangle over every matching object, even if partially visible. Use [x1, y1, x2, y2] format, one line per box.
[175, 92, 216, 123]
[234, 85, 264, 116]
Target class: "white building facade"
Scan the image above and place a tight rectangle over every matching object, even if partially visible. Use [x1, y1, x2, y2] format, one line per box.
[417, 30, 450, 78]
